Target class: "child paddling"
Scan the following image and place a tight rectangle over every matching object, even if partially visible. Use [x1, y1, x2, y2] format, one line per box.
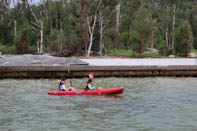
[84, 73, 102, 90]
[57, 77, 75, 91]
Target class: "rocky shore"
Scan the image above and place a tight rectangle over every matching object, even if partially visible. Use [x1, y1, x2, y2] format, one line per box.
[0, 55, 88, 66]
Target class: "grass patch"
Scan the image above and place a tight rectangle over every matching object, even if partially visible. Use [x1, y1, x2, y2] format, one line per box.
[142, 51, 160, 57]
[107, 49, 138, 57]
[191, 49, 197, 53]
[107, 49, 160, 57]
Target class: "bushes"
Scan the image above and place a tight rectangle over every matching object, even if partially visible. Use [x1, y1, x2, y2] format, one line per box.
[0, 43, 14, 54]
[108, 49, 137, 57]
[14, 25, 36, 54]
[159, 45, 173, 56]
[108, 49, 160, 57]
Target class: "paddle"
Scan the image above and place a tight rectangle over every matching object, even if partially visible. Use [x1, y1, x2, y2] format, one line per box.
[70, 79, 72, 87]
[89, 73, 94, 79]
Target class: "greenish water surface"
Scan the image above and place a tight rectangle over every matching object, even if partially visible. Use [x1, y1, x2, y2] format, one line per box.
[0, 78, 197, 131]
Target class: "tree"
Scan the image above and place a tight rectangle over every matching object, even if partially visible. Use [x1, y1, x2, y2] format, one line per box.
[120, 0, 140, 50]
[115, 0, 120, 49]
[1, 0, 197, 57]
[132, 5, 153, 56]
[85, 0, 102, 57]
[14, 24, 35, 54]
[98, 0, 116, 56]
[174, 20, 193, 56]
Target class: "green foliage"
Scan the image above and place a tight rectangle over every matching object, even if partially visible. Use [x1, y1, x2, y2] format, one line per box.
[191, 14, 197, 48]
[0, 43, 14, 54]
[47, 30, 66, 51]
[131, 4, 153, 55]
[0, 20, 13, 45]
[14, 24, 36, 54]
[108, 49, 160, 57]
[142, 51, 160, 57]
[108, 49, 137, 57]
[1, 0, 197, 57]
[159, 45, 173, 56]
[174, 20, 193, 56]
[191, 49, 197, 53]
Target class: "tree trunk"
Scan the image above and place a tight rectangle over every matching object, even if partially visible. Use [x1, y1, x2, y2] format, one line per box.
[12, 0, 16, 8]
[166, 27, 169, 46]
[172, 4, 176, 49]
[39, 9, 44, 54]
[12, 0, 17, 37]
[115, 0, 120, 49]
[25, 0, 38, 23]
[86, 14, 96, 57]
[99, 11, 104, 56]
[150, 30, 154, 57]
[50, 20, 53, 33]
[87, 32, 94, 56]
[86, 0, 102, 57]
[40, 20, 44, 54]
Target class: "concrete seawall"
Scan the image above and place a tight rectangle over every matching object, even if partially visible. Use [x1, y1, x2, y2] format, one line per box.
[1, 65, 197, 78]
[1, 55, 197, 78]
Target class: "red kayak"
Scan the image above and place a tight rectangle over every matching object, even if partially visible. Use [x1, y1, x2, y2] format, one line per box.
[48, 87, 124, 96]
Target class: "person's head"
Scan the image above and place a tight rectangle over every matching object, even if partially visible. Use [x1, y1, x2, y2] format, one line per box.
[87, 78, 92, 83]
[61, 77, 68, 82]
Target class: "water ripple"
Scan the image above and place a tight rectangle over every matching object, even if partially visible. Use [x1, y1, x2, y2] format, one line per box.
[0, 78, 197, 131]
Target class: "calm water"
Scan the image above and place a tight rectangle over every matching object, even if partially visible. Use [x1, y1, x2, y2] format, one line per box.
[1, 78, 197, 131]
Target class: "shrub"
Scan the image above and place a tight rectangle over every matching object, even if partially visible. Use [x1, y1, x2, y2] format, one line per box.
[159, 45, 171, 56]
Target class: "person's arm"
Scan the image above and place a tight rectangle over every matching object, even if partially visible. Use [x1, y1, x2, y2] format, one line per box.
[88, 84, 94, 90]
[63, 84, 67, 90]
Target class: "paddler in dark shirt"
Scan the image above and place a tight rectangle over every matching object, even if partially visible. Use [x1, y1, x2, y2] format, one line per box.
[57, 77, 75, 91]
[84, 73, 95, 90]
[85, 78, 95, 90]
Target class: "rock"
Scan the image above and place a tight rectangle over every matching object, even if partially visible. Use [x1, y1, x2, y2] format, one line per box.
[0, 55, 88, 66]
[188, 53, 195, 58]
[146, 48, 159, 53]
[169, 55, 175, 58]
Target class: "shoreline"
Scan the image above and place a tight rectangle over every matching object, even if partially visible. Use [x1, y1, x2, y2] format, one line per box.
[1, 55, 197, 78]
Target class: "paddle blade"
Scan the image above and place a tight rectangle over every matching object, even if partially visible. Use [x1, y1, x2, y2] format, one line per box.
[89, 73, 94, 79]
